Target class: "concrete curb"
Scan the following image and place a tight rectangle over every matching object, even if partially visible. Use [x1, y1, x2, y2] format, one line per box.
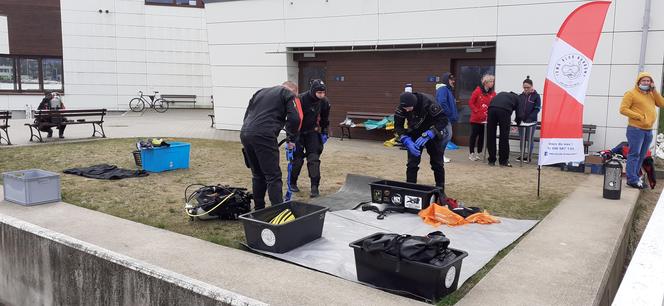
[0, 214, 267, 306]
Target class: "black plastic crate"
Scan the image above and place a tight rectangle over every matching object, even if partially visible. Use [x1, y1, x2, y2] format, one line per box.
[369, 180, 443, 213]
[560, 162, 585, 173]
[239, 201, 328, 253]
[350, 233, 467, 302]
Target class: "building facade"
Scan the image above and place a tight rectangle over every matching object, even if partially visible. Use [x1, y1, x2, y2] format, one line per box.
[204, 0, 664, 150]
[0, 0, 663, 150]
[0, 0, 213, 111]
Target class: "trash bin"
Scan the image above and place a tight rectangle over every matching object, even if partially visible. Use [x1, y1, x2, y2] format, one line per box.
[239, 201, 328, 253]
[2, 169, 61, 206]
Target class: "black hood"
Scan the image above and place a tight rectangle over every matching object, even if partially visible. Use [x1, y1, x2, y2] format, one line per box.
[308, 79, 326, 100]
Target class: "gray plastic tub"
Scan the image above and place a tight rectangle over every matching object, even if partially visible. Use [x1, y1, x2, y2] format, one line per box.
[2, 169, 61, 206]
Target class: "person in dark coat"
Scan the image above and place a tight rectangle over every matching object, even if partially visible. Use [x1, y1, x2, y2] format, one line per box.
[395, 92, 449, 189]
[36, 92, 66, 138]
[516, 76, 541, 162]
[486, 91, 521, 167]
[290, 79, 331, 198]
[240, 81, 302, 210]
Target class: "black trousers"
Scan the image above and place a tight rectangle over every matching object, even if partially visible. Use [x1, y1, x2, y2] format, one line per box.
[406, 137, 445, 189]
[469, 123, 484, 154]
[240, 132, 283, 210]
[486, 108, 511, 164]
[39, 123, 66, 136]
[291, 132, 323, 186]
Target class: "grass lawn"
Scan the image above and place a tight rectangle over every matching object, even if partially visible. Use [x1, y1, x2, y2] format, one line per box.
[0, 138, 588, 305]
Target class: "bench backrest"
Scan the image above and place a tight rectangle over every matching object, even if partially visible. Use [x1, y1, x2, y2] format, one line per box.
[346, 111, 393, 121]
[161, 95, 196, 102]
[0, 111, 10, 125]
[34, 109, 107, 119]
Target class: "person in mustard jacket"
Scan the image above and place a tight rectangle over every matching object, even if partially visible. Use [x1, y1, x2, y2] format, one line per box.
[619, 72, 664, 189]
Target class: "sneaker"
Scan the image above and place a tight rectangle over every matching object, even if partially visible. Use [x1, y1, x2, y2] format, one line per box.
[290, 184, 300, 193]
[627, 181, 645, 189]
[515, 156, 528, 162]
[469, 153, 475, 161]
[500, 162, 513, 168]
[444, 156, 451, 163]
[473, 153, 481, 161]
[488, 161, 496, 166]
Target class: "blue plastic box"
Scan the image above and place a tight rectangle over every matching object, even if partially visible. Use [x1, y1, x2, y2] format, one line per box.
[140, 142, 190, 172]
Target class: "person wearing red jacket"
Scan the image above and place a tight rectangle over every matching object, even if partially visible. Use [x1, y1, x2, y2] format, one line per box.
[467, 74, 495, 161]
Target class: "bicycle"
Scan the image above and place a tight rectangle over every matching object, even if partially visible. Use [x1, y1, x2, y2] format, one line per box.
[129, 91, 169, 113]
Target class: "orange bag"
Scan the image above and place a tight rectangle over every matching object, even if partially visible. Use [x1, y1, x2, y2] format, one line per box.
[418, 203, 467, 227]
[465, 211, 501, 224]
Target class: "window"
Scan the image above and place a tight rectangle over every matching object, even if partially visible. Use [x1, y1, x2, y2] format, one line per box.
[145, 0, 204, 7]
[0, 56, 64, 93]
[42, 58, 63, 91]
[0, 57, 15, 90]
[19, 58, 40, 90]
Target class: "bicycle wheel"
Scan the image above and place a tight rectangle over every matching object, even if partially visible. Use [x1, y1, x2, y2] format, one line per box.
[129, 98, 145, 112]
[153, 98, 169, 113]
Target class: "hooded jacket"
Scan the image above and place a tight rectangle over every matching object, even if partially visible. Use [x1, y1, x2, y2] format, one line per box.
[435, 72, 458, 123]
[241, 85, 303, 142]
[298, 81, 331, 134]
[620, 72, 664, 130]
[517, 90, 541, 123]
[395, 92, 449, 139]
[468, 85, 495, 123]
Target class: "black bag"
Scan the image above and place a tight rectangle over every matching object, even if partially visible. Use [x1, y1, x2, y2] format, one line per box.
[361, 231, 451, 266]
[185, 185, 252, 220]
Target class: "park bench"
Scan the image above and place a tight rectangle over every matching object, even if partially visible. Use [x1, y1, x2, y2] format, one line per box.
[0, 110, 11, 145]
[508, 123, 597, 154]
[25, 109, 107, 142]
[161, 94, 197, 108]
[339, 111, 393, 140]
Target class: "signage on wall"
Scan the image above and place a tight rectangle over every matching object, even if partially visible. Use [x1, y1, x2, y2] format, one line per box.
[427, 76, 440, 83]
[334, 75, 345, 82]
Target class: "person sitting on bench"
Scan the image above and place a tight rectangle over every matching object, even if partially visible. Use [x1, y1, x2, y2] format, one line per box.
[37, 92, 67, 138]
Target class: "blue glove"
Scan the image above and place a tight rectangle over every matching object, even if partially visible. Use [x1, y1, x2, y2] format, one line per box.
[285, 143, 294, 161]
[400, 136, 421, 157]
[414, 129, 436, 148]
[320, 133, 328, 144]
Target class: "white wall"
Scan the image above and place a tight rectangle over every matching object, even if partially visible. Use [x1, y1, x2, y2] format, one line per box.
[55, 0, 213, 110]
[205, 0, 664, 151]
[0, 16, 8, 54]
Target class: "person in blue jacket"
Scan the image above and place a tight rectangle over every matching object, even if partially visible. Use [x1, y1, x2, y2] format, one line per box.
[436, 73, 457, 162]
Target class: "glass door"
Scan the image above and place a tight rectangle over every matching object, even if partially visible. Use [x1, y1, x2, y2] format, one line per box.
[453, 59, 495, 146]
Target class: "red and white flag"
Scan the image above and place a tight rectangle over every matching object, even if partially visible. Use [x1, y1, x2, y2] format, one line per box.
[538, 1, 611, 165]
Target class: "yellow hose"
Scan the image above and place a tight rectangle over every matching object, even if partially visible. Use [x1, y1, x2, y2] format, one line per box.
[185, 192, 235, 217]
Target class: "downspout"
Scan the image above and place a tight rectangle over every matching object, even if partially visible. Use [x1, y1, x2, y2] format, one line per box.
[638, 0, 652, 72]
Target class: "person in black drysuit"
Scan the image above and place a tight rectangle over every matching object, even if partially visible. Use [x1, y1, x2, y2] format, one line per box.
[290, 79, 331, 198]
[486, 91, 521, 167]
[395, 92, 449, 189]
[240, 81, 302, 210]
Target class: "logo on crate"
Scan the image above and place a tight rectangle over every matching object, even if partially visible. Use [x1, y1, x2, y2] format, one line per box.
[261, 228, 276, 247]
[373, 189, 382, 202]
[444, 266, 456, 288]
[404, 195, 422, 209]
[391, 194, 402, 205]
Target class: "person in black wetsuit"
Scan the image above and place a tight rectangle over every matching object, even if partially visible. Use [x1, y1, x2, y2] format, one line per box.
[289, 79, 331, 198]
[240, 81, 302, 210]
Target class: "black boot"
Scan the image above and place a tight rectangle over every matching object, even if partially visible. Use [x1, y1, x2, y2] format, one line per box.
[310, 185, 319, 198]
[47, 130, 53, 138]
[290, 183, 300, 193]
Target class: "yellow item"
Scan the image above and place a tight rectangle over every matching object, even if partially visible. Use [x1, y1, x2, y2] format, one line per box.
[418, 203, 467, 227]
[270, 208, 296, 225]
[465, 211, 501, 224]
[620, 72, 664, 129]
[383, 137, 397, 147]
[385, 122, 394, 130]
